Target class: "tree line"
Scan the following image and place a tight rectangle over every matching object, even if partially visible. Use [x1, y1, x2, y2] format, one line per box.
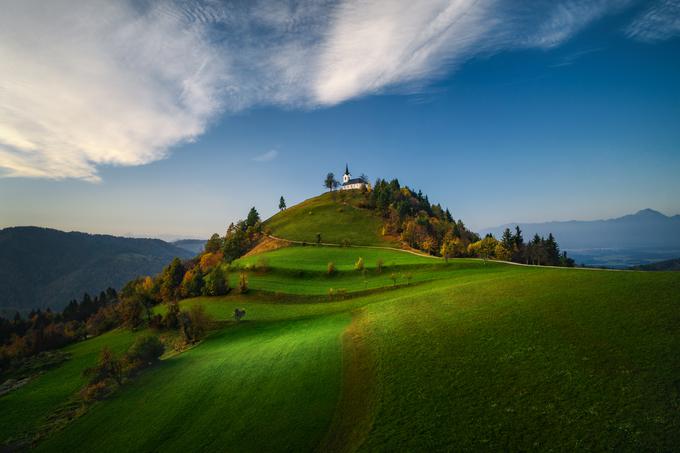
[1, 206, 261, 375]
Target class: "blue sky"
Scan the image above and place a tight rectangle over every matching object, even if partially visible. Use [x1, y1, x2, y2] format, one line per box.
[1, 0, 679, 239]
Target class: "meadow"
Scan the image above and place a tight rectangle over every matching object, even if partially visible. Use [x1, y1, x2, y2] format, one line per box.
[264, 191, 397, 246]
[3, 244, 679, 451]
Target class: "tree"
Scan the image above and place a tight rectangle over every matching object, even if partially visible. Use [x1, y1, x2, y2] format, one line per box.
[238, 272, 249, 294]
[324, 172, 339, 191]
[160, 258, 186, 302]
[246, 207, 260, 228]
[316, 232, 322, 245]
[84, 346, 123, 386]
[355, 257, 364, 271]
[125, 335, 164, 372]
[327, 262, 336, 275]
[205, 233, 222, 253]
[179, 305, 211, 344]
[203, 266, 229, 296]
[234, 308, 246, 322]
[279, 196, 286, 211]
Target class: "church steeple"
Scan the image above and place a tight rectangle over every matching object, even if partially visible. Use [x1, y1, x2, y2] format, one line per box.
[344, 163, 349, 176]
[343, 163, 350, 184]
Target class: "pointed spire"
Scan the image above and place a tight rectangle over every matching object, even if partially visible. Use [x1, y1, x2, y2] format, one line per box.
[345, 163, 349, 175]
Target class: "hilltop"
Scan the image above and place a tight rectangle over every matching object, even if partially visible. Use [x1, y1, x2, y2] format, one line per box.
[265, 191, 396, 246]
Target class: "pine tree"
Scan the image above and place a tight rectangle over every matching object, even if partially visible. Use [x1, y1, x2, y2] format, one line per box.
[278, 196, 286, 211]
[246, 207, 260, 227]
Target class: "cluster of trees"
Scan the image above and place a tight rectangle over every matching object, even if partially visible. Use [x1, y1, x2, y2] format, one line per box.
[0, 290, 121, 371]
[1, 206, 266, 373]
[364, 178, 480, 256]
[81, 335, 165, 401]
[449, 227, 574, 266]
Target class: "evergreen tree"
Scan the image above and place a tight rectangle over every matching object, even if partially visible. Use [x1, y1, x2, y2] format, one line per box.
[279, 196, 286, 211]
[204, 233, 222, 253]
[246, 207, 260, 228]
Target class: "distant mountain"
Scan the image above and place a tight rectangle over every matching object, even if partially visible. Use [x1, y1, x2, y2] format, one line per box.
[480, 209, 680, 268]
[481, 209, 680, 249]
[631, 258, 680, 271]
[172, 239, 207, 255]
[0, 227, 193, 314]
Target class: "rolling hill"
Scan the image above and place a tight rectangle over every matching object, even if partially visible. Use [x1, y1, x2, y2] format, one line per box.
[265, 191, 398, 246]
[2, 194, 679, 451]
[0, 227, 193, 313]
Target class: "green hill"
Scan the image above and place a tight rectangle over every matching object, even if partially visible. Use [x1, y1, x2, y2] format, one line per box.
[265, 191, 398, 246]
[3, 200, 680, 450]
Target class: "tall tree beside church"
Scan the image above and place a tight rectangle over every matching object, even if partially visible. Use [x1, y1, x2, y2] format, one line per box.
[324, 173, 338, 191]
[278, 196, 286, 211]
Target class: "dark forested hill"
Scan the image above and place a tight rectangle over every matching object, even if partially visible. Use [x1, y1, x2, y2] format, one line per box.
[631, 258, 680, 271]
[0, 227, 193, 313]
[172, 239, 207, 255]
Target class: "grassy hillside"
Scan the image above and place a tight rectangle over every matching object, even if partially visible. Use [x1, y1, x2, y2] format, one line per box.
[4, 246, 679, 451]
[0, 329, 137, 446]
[264, 191, 397, 246]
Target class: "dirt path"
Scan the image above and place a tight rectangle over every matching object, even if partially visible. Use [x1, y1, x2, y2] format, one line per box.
[318, 309, 378, 453]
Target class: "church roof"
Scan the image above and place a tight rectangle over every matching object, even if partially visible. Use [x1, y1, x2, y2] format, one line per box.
[343, 178, 365, 185]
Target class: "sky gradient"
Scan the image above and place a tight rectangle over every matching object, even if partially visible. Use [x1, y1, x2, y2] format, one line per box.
[1, 0, 679, 239]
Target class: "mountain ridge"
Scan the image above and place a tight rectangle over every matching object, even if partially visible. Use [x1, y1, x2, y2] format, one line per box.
[0, 226, 193, 313]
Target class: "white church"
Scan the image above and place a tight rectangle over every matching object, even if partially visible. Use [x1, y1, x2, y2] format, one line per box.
[341, 164, 369, 191]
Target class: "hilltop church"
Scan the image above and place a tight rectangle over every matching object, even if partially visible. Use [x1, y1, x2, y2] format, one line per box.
[340, 164, 369, 191]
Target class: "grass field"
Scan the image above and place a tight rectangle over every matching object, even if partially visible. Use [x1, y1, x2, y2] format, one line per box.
[0, 329, 137, 446]
[3, 246, 679, 451]
[264, 191, 397, 246]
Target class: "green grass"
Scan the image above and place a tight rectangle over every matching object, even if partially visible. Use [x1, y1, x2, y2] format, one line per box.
[264, 191, 396, 246]
[0, 329, 137, 445]
[235, 245, 437, 271]
[38, 314, 350, 452]
[349, 269, 680, 451]
[5, 256, 680, 451]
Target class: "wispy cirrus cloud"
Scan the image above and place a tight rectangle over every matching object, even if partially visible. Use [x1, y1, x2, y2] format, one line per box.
[253, 149, 279, 162]
[626, 0, 680, 42]
[0, 0, 674, 181]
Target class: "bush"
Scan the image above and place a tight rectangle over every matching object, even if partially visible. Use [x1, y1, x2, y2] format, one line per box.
[83, 347, 123, 386]
[80, 380, 114, 402]
[238, 272, 249, 294]
[126, 335, 164, 366]
[327, 262, 336, 275]
[355, 257, 364, 271]
[390, 273, 398, 287]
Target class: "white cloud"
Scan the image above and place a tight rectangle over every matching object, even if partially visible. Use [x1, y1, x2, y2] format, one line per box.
[626, 0, 680, 42]
[0, 0, 660, 181]
[0, 0, 227, 181]
[253, 149, 279, 162]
